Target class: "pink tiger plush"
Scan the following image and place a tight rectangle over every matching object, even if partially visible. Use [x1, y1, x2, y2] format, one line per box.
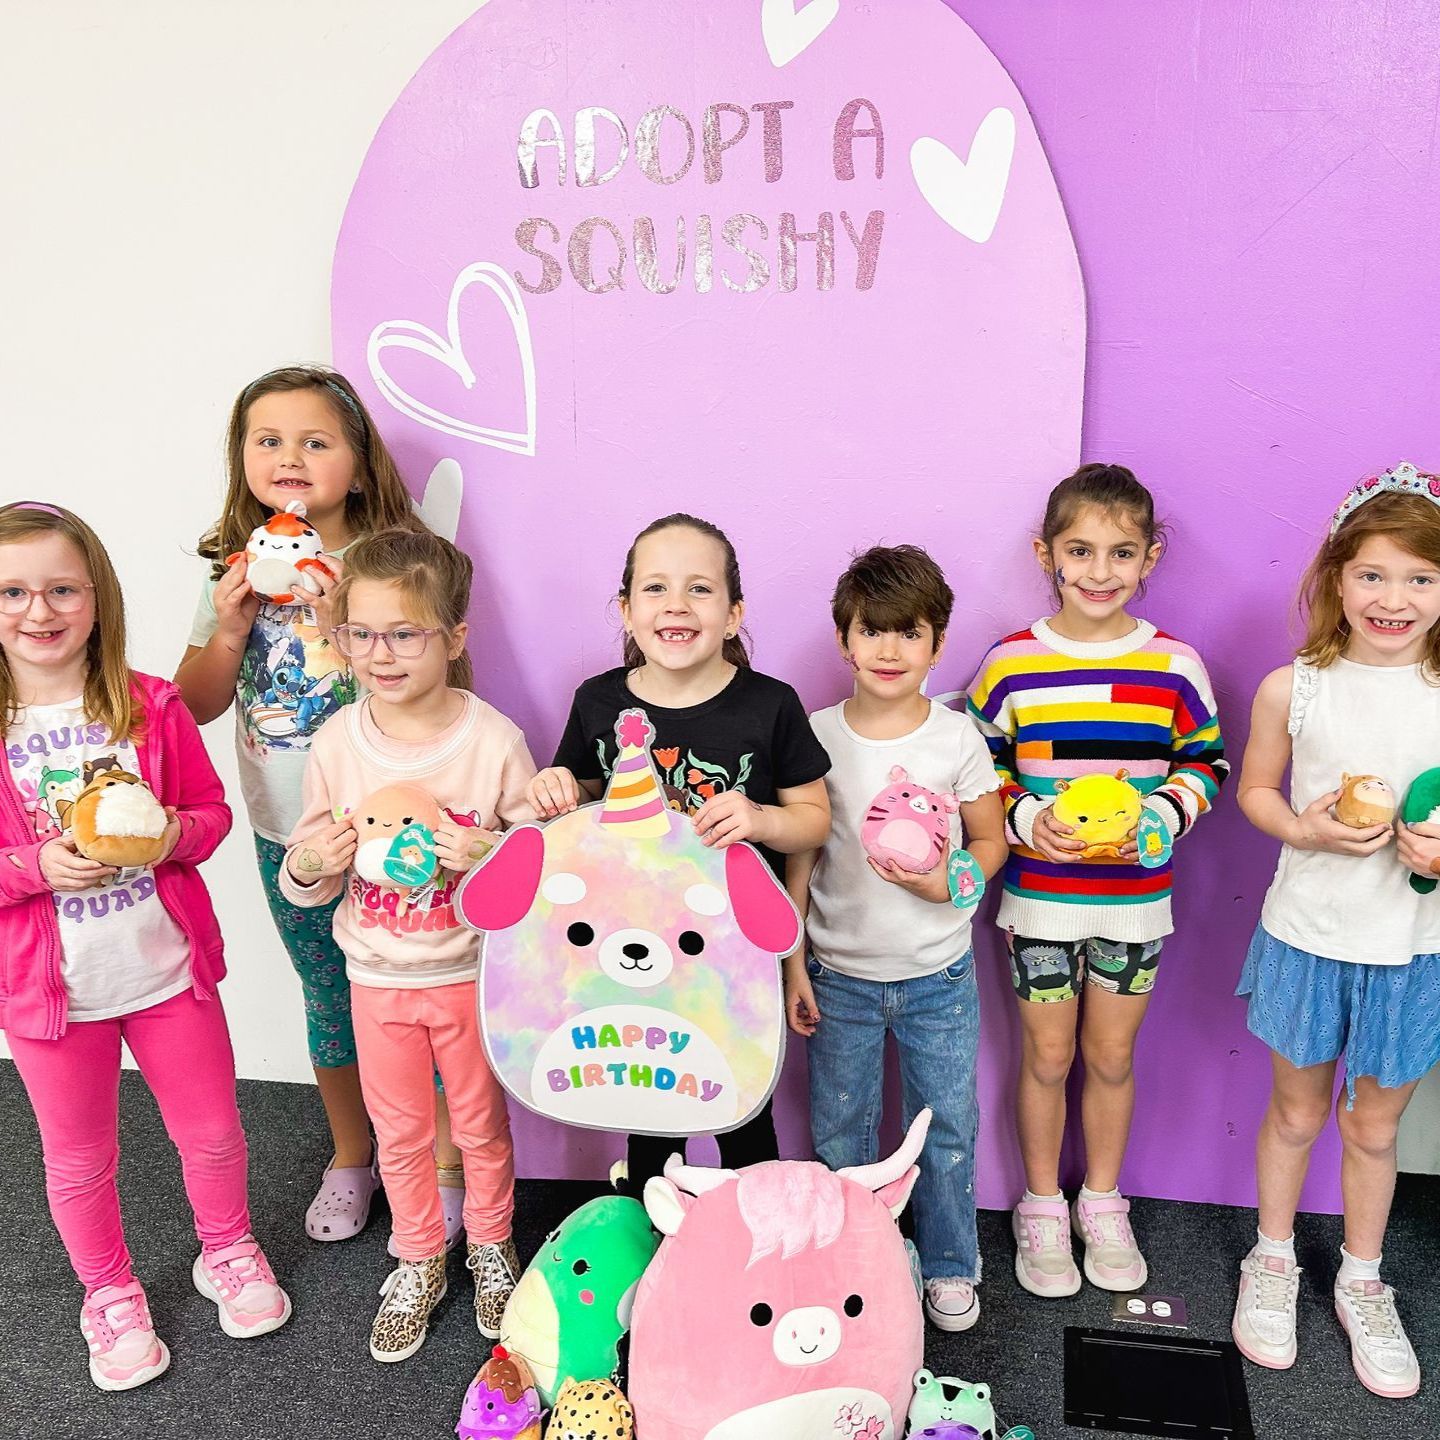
[861, 767, 958, 873]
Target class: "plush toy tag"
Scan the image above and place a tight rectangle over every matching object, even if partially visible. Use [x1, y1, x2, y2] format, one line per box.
[1136, 807, 1172, 869]
[382, 822, 437, 888]
[947, 848, 986, 910]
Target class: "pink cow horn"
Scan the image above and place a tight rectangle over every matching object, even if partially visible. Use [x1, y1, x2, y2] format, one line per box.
[837, 1108, 932, 1190]
[663, 1152, 738, 1197]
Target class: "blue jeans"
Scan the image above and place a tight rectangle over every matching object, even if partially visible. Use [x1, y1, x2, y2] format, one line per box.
[805, 951, 981, 1283]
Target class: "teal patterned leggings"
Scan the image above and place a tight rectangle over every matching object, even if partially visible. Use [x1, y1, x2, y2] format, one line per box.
[253, 833, 356, 1069]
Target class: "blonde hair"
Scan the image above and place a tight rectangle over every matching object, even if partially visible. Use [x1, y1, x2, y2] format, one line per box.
[1297, 490, 1440, 680]
[335, 529, 475, 691]
[0, 503, 140, 740]
[198, 366, 427, 577]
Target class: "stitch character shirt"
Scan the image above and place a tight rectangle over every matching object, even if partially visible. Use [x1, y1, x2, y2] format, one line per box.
[9, 700, 190, 1020]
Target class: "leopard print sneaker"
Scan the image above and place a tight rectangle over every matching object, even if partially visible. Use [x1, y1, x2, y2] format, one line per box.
[369, 1251, 448, 1363]
[466, 1236, 520, 1339]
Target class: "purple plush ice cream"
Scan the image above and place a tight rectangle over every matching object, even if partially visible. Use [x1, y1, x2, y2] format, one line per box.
[456, 1345, 542, 1440]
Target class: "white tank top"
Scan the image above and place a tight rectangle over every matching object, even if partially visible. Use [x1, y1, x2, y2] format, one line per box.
[1260, 658, 1440, 965]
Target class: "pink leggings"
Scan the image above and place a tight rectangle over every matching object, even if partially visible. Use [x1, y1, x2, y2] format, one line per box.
[351, 980, 513, 1258]
[8, 988, 251, 1298]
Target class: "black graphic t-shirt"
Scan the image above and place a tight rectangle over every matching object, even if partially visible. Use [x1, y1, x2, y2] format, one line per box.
[553, 666, 831, 875]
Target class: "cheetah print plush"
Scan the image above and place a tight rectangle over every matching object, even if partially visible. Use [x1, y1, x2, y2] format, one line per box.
[545, 1378, 634, 1439]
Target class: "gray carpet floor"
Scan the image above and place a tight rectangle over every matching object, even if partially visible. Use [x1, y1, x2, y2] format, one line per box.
[0, 1064, 1435, 1439]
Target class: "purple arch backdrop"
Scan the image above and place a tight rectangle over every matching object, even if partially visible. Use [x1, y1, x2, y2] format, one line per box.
[332, 0, 1439, 1212]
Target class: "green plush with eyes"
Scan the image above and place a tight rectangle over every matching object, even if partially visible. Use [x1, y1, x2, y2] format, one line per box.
[1402, 767, 1440, 894]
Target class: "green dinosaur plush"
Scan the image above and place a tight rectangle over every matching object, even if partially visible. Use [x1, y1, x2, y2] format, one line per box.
[1402, 767, 1440, 895]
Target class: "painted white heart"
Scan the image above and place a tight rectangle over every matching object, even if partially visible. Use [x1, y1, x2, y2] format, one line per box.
[367, 261, 537, 455]
[417, 458, 463, 542]
[910, 107, 1017, 244]
[761, 0, 840, 68]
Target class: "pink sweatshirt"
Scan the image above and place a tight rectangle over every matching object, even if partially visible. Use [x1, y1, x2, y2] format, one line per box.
[0, 673, 232, 1040]
[281, 691, 536, 988]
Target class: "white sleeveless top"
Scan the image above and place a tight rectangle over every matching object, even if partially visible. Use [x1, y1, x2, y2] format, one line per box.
[1260, 658, 1440, 966]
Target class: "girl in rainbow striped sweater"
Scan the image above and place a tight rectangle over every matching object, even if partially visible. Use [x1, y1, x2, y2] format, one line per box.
[968, 463, 1227, 1300]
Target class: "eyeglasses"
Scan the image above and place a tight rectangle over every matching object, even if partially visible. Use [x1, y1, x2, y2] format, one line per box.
[332, 624, 442, 659]
[0, 583, 95, 615]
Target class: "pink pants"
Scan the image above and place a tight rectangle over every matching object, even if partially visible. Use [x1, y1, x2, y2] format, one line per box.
[351, 979, 514, 1259]
[8, 988, 251, 1298]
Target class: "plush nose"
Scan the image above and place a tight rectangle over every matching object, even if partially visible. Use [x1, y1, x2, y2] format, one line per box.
[622, 942, 649, 962]
[771, 1306, 842, 1366]
[908, 795, 929, 814]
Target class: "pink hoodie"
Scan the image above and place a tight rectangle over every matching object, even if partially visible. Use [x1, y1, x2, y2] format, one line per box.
[0, 672, 232, 1039]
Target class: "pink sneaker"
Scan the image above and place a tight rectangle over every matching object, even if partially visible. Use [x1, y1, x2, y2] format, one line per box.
[1012, 1198, 1081, 1297]
[923, 1277, 981, 1332]
[80, 1280, 170, 1392]
[1072, 1192, 1148, 1291]
[305, 1154, 380, 1241]
[192, 1237, 292, 1339]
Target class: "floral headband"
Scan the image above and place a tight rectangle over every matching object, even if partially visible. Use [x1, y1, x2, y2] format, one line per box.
[1330, 461, 1440, 536]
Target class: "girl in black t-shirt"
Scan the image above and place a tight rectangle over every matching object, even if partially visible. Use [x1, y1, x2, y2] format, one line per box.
[528, 513, 831, 1191]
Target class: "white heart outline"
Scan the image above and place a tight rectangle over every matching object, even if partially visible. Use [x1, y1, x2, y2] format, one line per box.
[416, 458, 463, 542]
[367, 261, 537, 455]
[910, 107, 1017, 244]
[760, 0, 840, 68]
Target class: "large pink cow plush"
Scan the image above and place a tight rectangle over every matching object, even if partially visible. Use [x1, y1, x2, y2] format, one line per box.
[628, 1112, 929, 1439]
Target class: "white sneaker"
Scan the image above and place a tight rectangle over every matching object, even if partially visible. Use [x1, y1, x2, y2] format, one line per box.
[1232, 1248, 1300, 1369]
[1012, 1198, 1081, 1296]
[923, 1277, 980, 1332]
[1334, 1278, 1420, 1398]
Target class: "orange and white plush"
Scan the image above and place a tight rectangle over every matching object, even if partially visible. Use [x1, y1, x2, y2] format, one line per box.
[1335, 773, 1397, 829]
[68, 770, 169, 867]
[228, 501, 337, 604]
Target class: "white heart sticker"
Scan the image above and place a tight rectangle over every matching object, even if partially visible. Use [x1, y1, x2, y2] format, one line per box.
[367, 261, 537, 454]
[417, 457, 463, 542]
[760, 0, 840, 68]
[910, 107, 1017, 244]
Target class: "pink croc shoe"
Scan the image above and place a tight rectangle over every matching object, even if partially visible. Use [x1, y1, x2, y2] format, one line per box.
[387, 1173, 465, 1258]
[305, 1155, 381, 1241]
[193, 1237, 292, 1339]
[80, 1280, 170, 1392]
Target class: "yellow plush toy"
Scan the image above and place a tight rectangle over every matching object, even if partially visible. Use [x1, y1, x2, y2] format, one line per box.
[1051, 771, 1143, 858]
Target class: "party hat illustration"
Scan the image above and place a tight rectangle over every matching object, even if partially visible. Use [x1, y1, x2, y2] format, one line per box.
[597, 708, 671, 838]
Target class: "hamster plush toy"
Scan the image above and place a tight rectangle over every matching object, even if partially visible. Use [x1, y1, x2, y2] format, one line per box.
[1051, 771, 1143, 859]
[64, 769, 169, 868]
[455, 1345, 542, 1440]
[351, 784, 442, 915]
[228, 500, 337, 605]
[1335, 773, 1397, 829]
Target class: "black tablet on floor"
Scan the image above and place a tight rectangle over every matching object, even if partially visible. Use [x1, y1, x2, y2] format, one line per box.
[1063, 1326, 1255, 1439]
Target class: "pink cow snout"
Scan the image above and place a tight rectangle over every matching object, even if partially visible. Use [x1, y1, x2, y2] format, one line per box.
[772, 1306, 841, 1366]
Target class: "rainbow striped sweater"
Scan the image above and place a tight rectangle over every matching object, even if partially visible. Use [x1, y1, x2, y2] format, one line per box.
[966, 618, 1228, 943]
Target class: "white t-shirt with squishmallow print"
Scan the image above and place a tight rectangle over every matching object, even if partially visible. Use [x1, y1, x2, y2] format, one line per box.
[189, 543, 357, 843]
[9, 699, 191, 1022]
[806, 701, 1001, 982]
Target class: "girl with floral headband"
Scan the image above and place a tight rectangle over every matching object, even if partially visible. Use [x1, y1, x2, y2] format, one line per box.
[1231, 462, 1440, 1400]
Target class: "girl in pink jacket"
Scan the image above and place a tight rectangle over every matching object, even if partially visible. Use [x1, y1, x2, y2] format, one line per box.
[0, 502, 290, 1392]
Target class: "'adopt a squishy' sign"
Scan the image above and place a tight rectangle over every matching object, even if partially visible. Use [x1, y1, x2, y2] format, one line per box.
[458, 710, 800, 1136]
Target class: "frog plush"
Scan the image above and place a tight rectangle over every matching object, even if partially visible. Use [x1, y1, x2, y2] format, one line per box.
[907, 1369, 997, 1439]
[1402, 767, 1440, 894]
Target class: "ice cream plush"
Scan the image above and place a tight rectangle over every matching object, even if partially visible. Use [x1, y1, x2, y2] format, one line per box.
[1050, 771, 1143, 859]
[499, 1195, 659, 1408]
[67, 770, 169, 868]
[352, 784, 442, 914]
[456, 1345, 542, 1440]
[227, 500, 337, 605]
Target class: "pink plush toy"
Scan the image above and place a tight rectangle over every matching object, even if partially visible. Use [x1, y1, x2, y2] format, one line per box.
[861, 766, 959, 873]
[627, 1112, 929, 1439]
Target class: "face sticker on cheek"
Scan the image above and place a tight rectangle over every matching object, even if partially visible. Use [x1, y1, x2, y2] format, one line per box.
[1056, 567, 1067, 587]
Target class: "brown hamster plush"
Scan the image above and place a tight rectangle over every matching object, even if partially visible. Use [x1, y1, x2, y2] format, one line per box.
[1335, 773, 1397, 829]
[65, 770, 169, 867]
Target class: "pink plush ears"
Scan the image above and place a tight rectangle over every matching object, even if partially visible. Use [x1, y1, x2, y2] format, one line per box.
[725, 844, 801, 955]
[456, 825, 544, 931]
[888, 764, 910, 783]
[941, 794, 960, 815]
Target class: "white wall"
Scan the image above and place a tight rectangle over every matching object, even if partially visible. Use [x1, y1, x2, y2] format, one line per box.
[4, 0, 1435, 1176]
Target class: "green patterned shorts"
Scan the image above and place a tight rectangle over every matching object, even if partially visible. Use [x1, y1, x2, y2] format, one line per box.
[1008, 934, 1164, 1004]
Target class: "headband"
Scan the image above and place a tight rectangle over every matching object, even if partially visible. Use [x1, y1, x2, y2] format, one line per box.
[242, 369, 367, 427]
[1, 501, 64, 517]
[1330, 460, 1440, 536]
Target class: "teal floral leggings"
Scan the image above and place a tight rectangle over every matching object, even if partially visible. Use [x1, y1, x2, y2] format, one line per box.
[253, 834, 356, 1069]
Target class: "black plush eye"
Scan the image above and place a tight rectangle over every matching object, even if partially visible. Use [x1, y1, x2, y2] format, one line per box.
[291, 541, 300, 549]
[1077, 814, 1088, 823]
[844, 1293, 864, 1317]
[900, 790, 911, 798]
[567, 922, 595, 947]
[678, 931, 705, 956]
[749, 1302, 773, 1326]
[571, 1258, 591, 1276]
[402, 815, 413, 825]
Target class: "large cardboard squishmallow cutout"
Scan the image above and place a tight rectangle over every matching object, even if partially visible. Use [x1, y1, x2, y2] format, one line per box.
[627, 1111, 931, 1440]
[457, 709, 799, 1136]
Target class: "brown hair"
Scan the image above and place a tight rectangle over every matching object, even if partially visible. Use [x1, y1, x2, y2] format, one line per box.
[334, 528, 475, 691]
[0, 503, 140, 741]
[831, 544, 953, 644]
[1039, 462, 1166, 601]
[618, 514, 750, 670]
[1297, 490, 1440, 679]
[198, 366, 427, 577]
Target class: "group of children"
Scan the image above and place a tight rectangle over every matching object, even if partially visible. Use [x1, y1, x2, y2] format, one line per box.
[1, 364, 1435, 1407]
